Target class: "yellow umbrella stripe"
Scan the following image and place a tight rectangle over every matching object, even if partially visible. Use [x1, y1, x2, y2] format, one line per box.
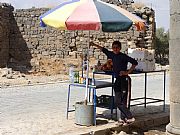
[42, 0, 87, 29]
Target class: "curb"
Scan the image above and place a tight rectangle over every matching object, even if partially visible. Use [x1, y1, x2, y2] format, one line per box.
[80, 111, 169, 135]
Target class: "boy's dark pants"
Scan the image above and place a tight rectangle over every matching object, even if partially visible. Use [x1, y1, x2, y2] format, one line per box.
[114, 76, 133, 120]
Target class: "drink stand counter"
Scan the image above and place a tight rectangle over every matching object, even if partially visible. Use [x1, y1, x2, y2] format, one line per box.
[66, 70, 166, 125]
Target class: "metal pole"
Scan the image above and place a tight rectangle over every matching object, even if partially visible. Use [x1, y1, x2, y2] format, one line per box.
[144, 72, 147, 108]
[93, 88, 96, 125]
[111, 73, 115, 118]
[66, 84, 71, 119]
[84, 31, 90, 104]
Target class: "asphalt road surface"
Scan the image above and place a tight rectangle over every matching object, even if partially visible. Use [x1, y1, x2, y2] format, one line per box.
[0, 72, 169, 135]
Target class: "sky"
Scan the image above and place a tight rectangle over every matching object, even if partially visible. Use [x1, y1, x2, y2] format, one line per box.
[0, 0, 170, 31]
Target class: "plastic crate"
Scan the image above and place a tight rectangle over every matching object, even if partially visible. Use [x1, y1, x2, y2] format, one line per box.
[96, 95, 116, 109]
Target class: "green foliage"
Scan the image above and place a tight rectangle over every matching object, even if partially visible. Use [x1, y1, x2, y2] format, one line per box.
[155, 28, 169, 65]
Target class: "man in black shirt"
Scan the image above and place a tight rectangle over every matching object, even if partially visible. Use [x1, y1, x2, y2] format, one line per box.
[90, 41, 138, 125]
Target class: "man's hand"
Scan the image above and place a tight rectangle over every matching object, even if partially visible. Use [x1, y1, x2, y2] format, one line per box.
[89, 42, 96, 47]
[119, 71, 128, 76]
[89, 42, 103, 50]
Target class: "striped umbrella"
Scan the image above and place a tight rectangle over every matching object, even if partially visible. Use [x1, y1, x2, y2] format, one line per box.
[40, 0, 145, 32]
[39, 0, 145, 103]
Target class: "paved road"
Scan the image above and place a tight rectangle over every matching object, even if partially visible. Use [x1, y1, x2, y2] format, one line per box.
[0, 72, 169, 135]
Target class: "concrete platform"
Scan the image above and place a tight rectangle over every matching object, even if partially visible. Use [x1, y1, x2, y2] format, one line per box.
[55, 105, 169, 135]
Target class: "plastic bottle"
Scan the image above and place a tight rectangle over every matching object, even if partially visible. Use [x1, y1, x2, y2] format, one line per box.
[69, 66, 74, 83]
[91, 78, 95, 86]
[74, 71, 79, 83]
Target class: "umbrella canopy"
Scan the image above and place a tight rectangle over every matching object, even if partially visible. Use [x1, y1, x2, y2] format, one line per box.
[40, 0, 145, 32]
[39, 0, 146, 103]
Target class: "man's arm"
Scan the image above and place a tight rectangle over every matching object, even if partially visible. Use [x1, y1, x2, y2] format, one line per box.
[119, 64, 137, 76]
[127, 64, 136, 74]
[119, 55, 138, 76]
[90, 42, 103, 50]
[90, 42, 114, 59]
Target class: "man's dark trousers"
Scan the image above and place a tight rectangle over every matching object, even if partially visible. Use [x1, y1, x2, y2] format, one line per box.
[114, 76, 133, 120]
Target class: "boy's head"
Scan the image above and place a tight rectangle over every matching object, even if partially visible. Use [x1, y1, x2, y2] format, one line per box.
[112, 41, 121, 54]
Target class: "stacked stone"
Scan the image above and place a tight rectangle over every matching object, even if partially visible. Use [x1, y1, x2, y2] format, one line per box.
[133, 6, 155, 49]
[0, 3, 13, 68]
[10, 8, 68, 71]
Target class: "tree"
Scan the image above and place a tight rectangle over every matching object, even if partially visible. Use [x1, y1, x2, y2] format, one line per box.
[154, 28, 169, 65]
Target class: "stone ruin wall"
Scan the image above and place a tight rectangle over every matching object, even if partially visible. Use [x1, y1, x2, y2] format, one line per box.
[0, 1, 155, 75]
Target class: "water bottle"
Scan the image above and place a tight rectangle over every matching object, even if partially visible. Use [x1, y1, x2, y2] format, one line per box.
[91, 78, 95, 86]
[69, 66, 74, 83]
[74, 71, 79, 83]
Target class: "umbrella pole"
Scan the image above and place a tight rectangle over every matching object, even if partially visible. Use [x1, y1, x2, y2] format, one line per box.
[84, 31, 90, 105]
